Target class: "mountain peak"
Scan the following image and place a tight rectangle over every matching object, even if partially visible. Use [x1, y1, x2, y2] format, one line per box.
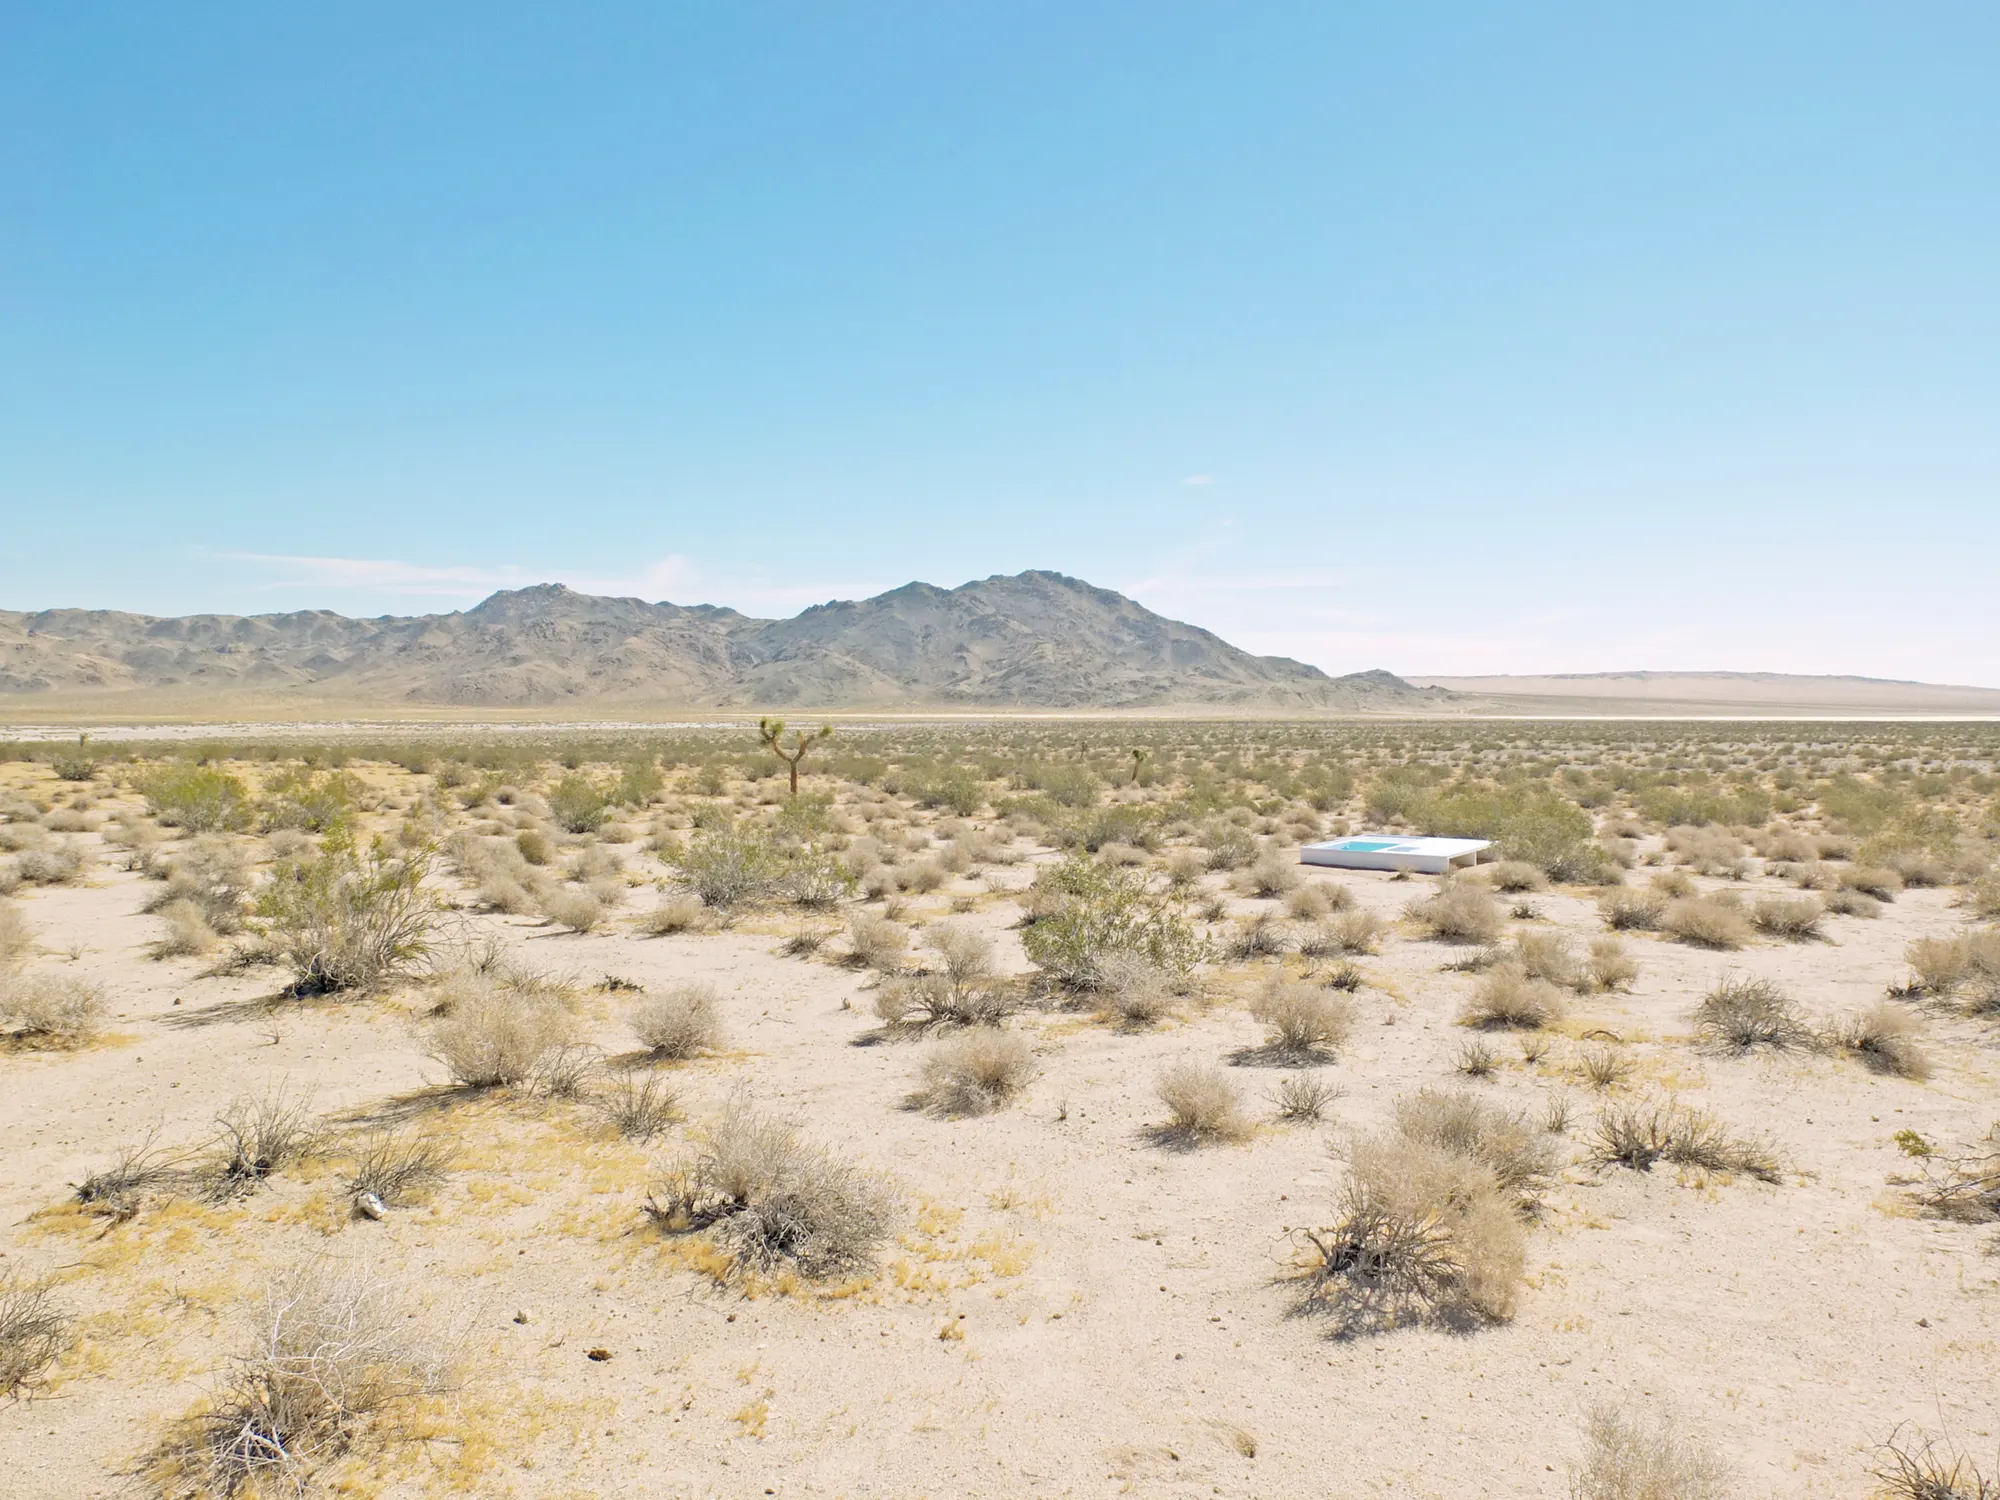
[0, 572, 1441, 711]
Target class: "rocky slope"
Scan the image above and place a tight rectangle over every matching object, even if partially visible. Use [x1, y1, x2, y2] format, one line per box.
[0, 571, 1444, 711]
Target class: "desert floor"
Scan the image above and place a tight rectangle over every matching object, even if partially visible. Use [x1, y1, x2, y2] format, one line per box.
[1, 760, 1995, 1499]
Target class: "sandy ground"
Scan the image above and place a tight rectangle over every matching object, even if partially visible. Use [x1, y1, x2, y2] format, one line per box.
[2, 808, 1997, 1497]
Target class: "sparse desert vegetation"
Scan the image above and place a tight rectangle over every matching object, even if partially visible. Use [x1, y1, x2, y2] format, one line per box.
[0, 718, 1996, 1495]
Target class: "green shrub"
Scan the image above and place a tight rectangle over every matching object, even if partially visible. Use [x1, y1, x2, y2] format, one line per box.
[1068, 803, 1157, 853]
[50, 735, 97, 783]
[914, 768, 984, 817]
[138, 764, 251, 832]
[1021, 854, 1207, 990]
[668, 827, 785, 909]
[1022, 763, 1099, 809]
[1815, 775, 1907, 835]
[1638, 781, 1771, 828]
[617, 757, 665, 807]
[1397, 783, 1608, 882]
[256, 830, 442, 994]
[774, 849, 855, 910]
[548, 774, 611, 834]
[1363, 769, 1437, 823]
[259, 767, 363, 833]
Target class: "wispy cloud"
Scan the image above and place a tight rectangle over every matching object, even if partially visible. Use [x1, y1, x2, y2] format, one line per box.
[216, 553, 537, 597]
[214, 551, 887, 617]
[1180, 474, 1216, 486]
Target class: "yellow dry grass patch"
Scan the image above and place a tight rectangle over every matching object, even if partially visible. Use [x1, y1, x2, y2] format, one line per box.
[889, 1199, 1035, 1296]
[321, 1388, 596, 1496]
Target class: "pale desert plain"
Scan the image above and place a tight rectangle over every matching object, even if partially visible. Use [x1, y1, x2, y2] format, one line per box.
[0, 720, 1996, 1500]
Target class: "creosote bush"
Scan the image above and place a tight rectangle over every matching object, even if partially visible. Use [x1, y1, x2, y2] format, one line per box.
[1022, 853, 1206, 990]
[646, 1096, 897, 1281]
[668, 826, 791, 910]
[916, 1030, 1035, 1116]
[630, 982, 722, 1059]
[137, 763, 252, 832]
[257, 831, 441, 995]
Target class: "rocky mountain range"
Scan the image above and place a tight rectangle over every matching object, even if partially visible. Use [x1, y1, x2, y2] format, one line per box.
[0, 570, 1445, 712]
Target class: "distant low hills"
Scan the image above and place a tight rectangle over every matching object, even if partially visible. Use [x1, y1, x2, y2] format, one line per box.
[0, 571, 1446, 713]
[1409, 671, 2000, 717]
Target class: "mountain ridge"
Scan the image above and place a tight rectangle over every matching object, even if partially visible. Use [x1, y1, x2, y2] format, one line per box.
[0, 570, 1444, 712]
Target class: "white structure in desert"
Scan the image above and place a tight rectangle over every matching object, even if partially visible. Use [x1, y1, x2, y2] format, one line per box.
[1300, 834, 1492, 874]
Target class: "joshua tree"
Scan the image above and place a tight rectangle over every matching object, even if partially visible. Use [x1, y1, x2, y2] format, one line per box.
[758, 718, 833, 797]
[1129, 748, 1149, 786]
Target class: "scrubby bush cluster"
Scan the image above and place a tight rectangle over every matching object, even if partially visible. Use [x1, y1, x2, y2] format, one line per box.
[1297, 1088, 1544, 1335]
[646, 1097, 897, 1280]
[144, 1261, 458, 1496]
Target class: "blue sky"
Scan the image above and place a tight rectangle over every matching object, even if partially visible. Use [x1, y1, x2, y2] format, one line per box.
[4, 4, 1996, 684]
